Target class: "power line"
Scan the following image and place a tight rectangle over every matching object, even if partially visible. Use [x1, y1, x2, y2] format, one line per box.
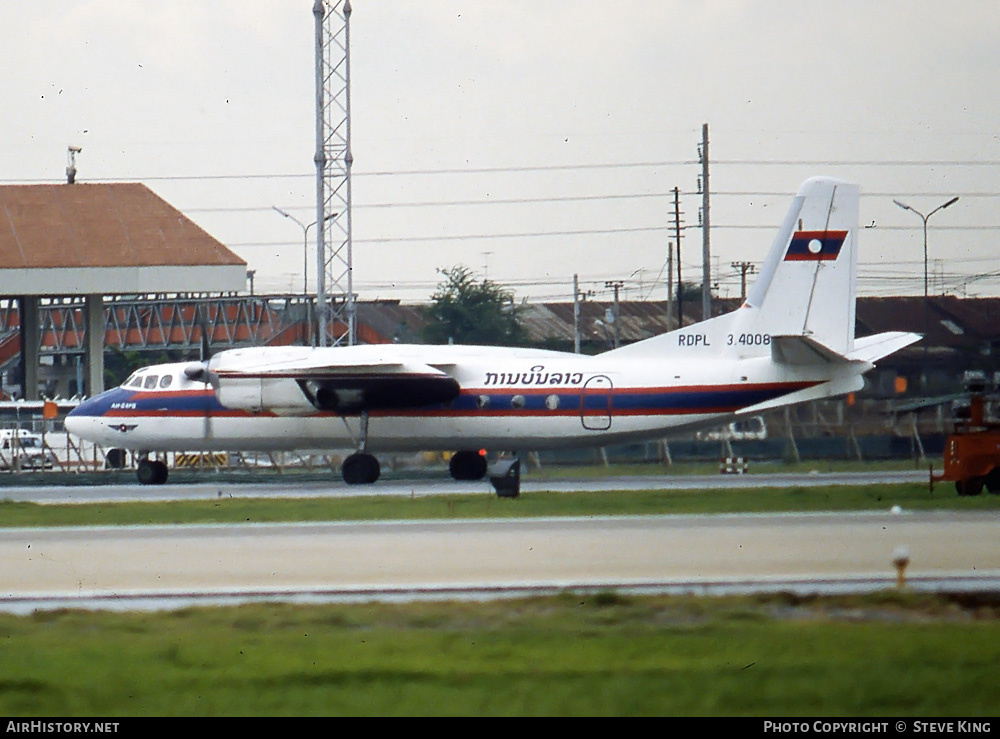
[229, 221, 1000, 248]
[0, 174, 312, 184]
[6, 156, 1000, 186]
[195, 189, 1000, 215]
[713, 160, 1000, 167]
[0, 161, 693, 185]
[180, 189, 999, 214]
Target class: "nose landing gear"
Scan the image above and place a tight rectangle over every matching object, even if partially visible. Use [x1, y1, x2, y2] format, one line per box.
[137, 457, 169, 485]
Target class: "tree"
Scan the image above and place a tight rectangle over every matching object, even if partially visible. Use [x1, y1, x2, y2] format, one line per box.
[421, 266, 528, 346]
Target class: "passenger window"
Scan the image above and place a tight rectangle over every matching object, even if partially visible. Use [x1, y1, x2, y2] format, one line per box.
[143, 375, 158, 389]
[159, 375, 173, 388]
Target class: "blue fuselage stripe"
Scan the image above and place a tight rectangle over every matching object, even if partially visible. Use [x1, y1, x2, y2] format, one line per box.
[69, 382, 812, 420]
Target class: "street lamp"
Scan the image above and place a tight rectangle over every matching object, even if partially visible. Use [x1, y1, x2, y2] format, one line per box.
[893, 196, 959, 298]
[272, 207, 338, 295]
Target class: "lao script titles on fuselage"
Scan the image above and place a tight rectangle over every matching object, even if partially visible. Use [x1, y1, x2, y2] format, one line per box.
[482, 365, 589, 387]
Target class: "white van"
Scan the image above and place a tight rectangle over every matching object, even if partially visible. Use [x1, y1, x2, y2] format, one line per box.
[0, 429, 57, 471]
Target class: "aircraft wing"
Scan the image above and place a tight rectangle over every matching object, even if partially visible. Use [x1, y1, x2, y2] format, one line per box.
[217, 358, 429, 379]
[209, 355, 461, 413]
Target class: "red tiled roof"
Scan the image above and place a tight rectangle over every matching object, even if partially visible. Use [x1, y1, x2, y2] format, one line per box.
[0, 183, 244, 270]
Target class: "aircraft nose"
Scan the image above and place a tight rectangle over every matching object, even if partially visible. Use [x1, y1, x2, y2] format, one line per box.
[64, 403, 89, 437]
[63, 408, 82, 435]
[64, 394, 107, 440]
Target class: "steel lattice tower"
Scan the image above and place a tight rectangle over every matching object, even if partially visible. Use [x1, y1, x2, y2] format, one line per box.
[313, 0, 354, 346]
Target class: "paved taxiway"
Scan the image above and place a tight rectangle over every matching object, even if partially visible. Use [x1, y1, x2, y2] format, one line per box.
[1, 469, 992, 612]
[0, 469, 929, 504]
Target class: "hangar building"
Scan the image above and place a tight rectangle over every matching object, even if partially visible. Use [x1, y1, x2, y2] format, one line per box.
[0, 182, 247, 399]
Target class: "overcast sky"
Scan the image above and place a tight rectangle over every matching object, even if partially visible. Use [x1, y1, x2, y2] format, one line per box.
[2, 1, 998, 305]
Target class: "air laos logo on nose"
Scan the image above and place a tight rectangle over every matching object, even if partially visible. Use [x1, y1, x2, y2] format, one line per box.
[784, 230, 848, 261]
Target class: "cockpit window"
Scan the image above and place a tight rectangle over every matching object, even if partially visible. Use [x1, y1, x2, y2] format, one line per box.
[128, 375, 143, 388]
[159, 375, 173, 389]
[143, 375, 158, 389]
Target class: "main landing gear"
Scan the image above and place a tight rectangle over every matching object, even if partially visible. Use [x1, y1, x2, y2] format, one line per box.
[453, 449, 520, 498]
[341, 451, 380, 485]
[335, 413, 509, 492]
[340, 411, 380, 485]
[449, 450, 488, 481]
[340, 448, 489, 486]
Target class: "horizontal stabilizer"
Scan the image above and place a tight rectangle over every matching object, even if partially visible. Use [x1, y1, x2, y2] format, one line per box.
[770, 335, 853, 366]
[889, 392, 963, 414]
[847, 332, 921, 363]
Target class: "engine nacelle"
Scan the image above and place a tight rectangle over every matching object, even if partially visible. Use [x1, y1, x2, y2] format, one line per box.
[215, 377, 316, 416]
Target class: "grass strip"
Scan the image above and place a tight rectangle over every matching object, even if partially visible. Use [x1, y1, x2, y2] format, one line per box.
[0, 482, 996, 528]
[0, 591, 997, 716]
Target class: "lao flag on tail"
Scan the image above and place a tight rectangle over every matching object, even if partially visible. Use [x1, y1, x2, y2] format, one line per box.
[784, 230, 847, 261]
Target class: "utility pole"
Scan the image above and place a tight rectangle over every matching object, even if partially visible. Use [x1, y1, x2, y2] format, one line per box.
[573, 274, 582, 354]
[732, 261, 756, 301]
[573, 275, 593, 353]
[604, 280, 624, 349]
[666, 241, 674, 328]
[699, 123, 711, 320]
[671, 186, 684, 326]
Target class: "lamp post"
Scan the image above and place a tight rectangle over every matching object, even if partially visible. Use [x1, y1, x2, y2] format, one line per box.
[893, 196, 959, 298]
[272, 207, 337, 295]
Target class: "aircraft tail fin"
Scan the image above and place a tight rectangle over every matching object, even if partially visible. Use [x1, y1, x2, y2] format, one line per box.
[744, 176, 858, 354]
[608, 176, 861, 359]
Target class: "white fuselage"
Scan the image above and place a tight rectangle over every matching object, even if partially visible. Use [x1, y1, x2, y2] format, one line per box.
[64, 344, 838, 454]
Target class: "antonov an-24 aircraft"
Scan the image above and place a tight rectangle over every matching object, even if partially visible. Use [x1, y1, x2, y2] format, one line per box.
[65, 177, 918, 493]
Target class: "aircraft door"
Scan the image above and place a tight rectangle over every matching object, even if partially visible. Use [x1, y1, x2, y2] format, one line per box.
[581, 375, 613, 430]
